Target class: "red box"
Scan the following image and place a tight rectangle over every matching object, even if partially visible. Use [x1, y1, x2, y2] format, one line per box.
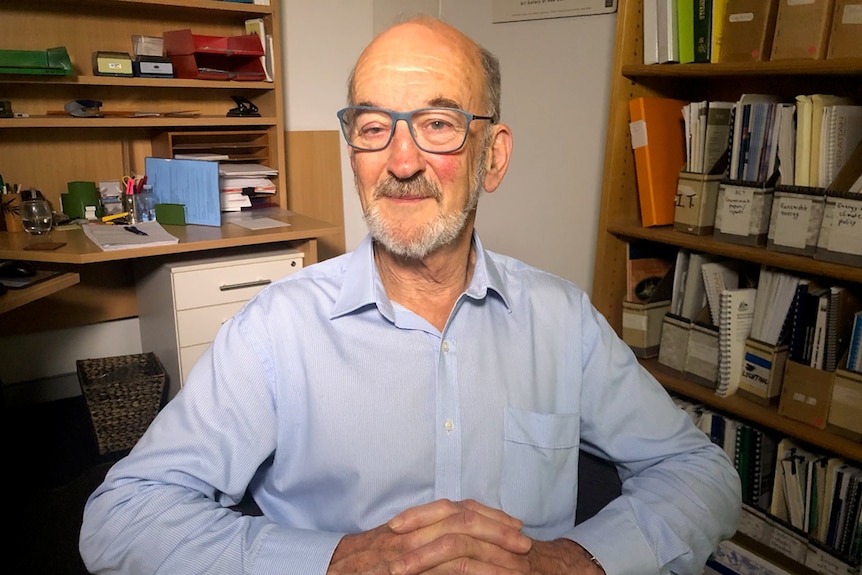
[163, 29, 265, 81]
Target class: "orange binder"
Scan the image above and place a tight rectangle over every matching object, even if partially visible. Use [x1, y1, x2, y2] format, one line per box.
[629, 97, 688, 227]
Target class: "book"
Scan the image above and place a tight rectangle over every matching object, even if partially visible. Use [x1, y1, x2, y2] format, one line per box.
[644, 0, 660, 64]
[824, 286, 861, 372]
[718, 0, 780, 63]
[848, 311, 862, 372]
[828, 140, 862, 194]
[818, 457, 847, 542]
[809, 94, 853, 188]
[776, 103, 796, 186]
[629, 97, 688, 226]
[710, 0, 729, 62]
[794, 94, 814, 186]
[818, 104, 862, 189]
[702, 101, 735, 175]
[678, 0, 696, 63]
[658, 0, 681, 63]
[693, 0, 713, 62]
[671, 248, 691, 316]
[681, 251, 713, 320]
[770, 0, 835, 61]
[750, 266, 799, 346]
[788, 279, 811, 362]
[810, 290, 829, 369]
[244, 18, 273, 82]
[717, 287, 757, 397]
[782, 452, 807, 529]
[730, 94, 778, 182]
[701, 260, 739, 325]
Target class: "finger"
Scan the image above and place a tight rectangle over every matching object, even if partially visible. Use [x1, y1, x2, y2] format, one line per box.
[389, 535, 531, 575]
[389, 499, 523, 532]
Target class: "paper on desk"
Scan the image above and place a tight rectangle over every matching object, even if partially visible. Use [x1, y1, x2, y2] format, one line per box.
[82, 221, 180, 251]
[227, 217, 290, 230]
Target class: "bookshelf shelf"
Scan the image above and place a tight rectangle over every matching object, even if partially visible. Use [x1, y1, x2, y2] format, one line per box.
[607, 223, 862, 284]
[623, 59, 862, 79]
[647, 359, 862, 462]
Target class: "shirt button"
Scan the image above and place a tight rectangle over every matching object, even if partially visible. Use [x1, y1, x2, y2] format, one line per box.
[445, 419, 455, 432]
[442, 341, 450, 352]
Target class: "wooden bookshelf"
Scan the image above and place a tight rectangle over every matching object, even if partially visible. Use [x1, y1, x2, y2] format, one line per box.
[591, 0, 862, 466]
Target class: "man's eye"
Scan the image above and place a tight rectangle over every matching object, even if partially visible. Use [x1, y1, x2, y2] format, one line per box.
[424, 118, 455, 132]
[359, 125, 389, 137]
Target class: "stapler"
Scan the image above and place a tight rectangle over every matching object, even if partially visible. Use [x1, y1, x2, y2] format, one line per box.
[64, 99, 103, 117]
[226, 96, 260, 117]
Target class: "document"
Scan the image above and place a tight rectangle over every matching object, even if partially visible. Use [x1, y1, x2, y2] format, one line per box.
[82, 221, 180, 251]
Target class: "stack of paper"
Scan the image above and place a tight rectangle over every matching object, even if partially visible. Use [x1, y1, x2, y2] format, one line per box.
[217, 163, 277, 212]
[81, 221, 179, 251]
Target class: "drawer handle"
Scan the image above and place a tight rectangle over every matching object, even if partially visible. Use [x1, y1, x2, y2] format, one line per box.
[219, 279, 272, 291]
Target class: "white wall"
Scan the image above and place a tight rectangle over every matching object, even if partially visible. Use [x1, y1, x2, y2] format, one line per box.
[0, 0, 615, 397]
[283, 0, 615, 291]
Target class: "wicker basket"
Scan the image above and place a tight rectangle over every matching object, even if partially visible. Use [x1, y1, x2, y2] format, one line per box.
[76, 352, 167, 455]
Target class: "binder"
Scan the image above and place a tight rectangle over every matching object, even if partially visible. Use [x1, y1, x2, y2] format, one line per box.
[677, 0, 696, 63]
[818, 105, 862, 189]
[848, 311, 862, 372]
[717, 287, 757, 397]
[629, 97, 688, 226]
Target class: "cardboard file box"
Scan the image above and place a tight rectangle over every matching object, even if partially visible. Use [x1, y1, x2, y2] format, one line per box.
[658, 313, 691, 375]
[767, 185, 824, 256]
[777, 360, 834, 429]
[675, 172, 722, 235]
[713, 180, 776, 247]
[827, 0, 862, 59]
[827, 366, 862, 441]
[814, 192, 862, 267]
[769, 0, 834, 60]
[737, 338, 788, 406]
[622, 300, 671, 358]
[684, 320, 720, 389]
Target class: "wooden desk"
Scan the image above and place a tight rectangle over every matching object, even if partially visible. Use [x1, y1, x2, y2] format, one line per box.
[0, 210, 339, 336]
[0, 273, 80, 315]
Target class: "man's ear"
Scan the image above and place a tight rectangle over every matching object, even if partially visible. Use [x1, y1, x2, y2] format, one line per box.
[483, 124, 513, 193]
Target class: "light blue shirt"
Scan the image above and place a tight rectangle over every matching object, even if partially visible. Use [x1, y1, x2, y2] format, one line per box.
[80, 233, 740, 575]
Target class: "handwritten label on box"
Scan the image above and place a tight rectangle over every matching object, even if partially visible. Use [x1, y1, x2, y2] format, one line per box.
[773, 196, 812, 249]
[719, 186, 754, 236]
[828, 199, 862, 256]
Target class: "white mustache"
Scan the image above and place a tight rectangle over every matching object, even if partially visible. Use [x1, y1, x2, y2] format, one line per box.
[374, 176, 441, 200]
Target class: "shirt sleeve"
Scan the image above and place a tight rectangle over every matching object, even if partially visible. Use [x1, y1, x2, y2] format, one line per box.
[567, 293, 742, 575]
[79, 313, 342, 575]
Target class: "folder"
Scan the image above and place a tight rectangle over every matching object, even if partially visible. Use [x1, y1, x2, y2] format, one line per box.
[629, 97, 688, 227]
[718, 0, 780, 63]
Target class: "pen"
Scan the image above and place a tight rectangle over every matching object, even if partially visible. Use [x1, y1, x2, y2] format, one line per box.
[124, 225, 148, 236]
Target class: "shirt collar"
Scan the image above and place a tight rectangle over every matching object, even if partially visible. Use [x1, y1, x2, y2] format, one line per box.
[330, 232, 511, 320]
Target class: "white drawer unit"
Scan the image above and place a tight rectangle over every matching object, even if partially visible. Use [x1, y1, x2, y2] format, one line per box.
[136, 248, 304, 397]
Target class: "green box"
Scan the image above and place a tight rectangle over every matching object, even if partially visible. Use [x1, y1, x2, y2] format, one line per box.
[154, 203, 187, 226]
[0, 47, 73, 75]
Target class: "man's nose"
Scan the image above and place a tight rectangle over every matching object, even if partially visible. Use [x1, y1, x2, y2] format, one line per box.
[387, 120, 425, 178]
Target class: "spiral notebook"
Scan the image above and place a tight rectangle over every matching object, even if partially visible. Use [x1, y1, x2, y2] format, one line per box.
[716, 287, 757, 397]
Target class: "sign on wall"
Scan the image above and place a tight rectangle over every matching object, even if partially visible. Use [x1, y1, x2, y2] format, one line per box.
[492, 0, 617, 23]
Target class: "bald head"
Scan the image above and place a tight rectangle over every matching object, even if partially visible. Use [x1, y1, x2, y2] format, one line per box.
[347, 16, 501, 122]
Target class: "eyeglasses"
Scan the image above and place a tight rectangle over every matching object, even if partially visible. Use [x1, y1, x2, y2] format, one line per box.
[337, 106, 495, 154]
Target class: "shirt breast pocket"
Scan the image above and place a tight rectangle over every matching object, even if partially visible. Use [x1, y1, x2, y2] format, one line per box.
[500, 407, 580, 532]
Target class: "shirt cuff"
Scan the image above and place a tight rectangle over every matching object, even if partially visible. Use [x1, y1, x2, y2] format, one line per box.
[252, 526, 344, 575]
[569, 510, 660, 575]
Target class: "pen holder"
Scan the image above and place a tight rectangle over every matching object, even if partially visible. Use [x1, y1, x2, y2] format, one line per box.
[122, 194, 140, 224]
[2, 192, 25, 232]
